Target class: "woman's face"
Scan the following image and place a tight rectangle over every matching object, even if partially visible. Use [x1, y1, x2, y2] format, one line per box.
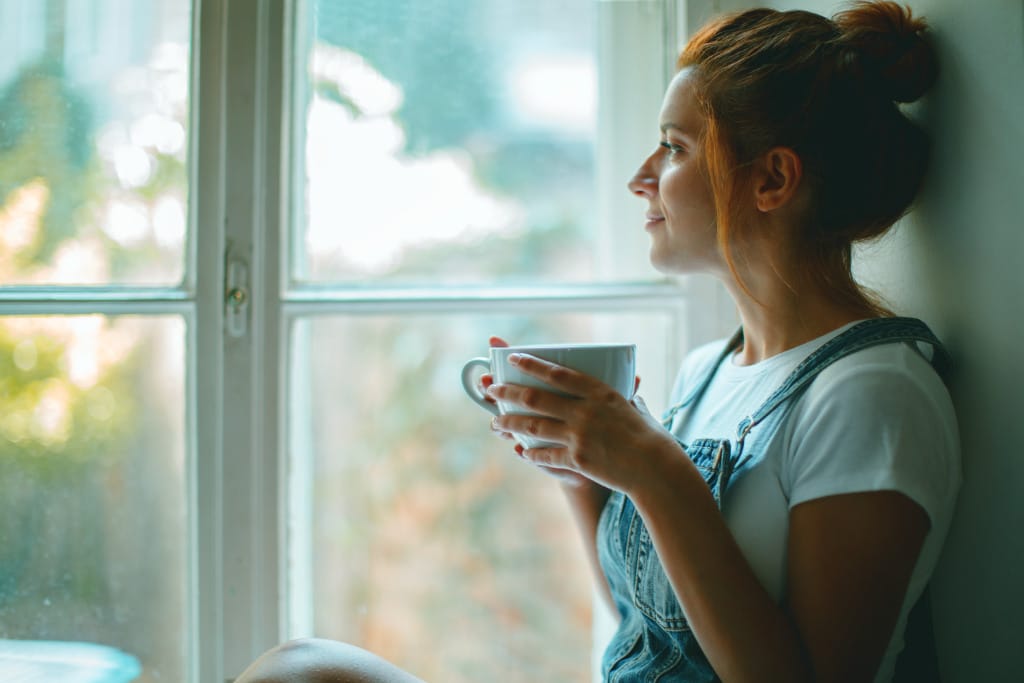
[627, 68, 722, 276]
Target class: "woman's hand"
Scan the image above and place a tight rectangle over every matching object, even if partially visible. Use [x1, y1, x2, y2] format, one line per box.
[479, 336, 513, 441]
[486, 351, 681, 494]
[481, 337, 637, 489]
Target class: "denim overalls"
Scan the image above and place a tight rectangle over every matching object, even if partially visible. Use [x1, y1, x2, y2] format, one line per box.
[595, 317, 948, 682]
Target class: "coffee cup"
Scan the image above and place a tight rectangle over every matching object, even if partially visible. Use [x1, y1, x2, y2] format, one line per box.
[460, 343, 637, 449]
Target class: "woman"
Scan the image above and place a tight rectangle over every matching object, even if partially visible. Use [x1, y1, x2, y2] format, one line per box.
[238, 2, 960, 681]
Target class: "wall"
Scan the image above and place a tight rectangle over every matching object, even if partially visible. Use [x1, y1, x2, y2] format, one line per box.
[692, 0, 1024, 679]
[854, 3, 1024, 679]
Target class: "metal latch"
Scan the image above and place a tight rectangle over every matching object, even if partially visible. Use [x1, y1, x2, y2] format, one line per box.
[225, 253, 250, 338]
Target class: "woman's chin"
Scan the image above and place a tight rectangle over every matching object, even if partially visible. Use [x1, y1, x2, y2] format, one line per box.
[648, 248, 688, 275]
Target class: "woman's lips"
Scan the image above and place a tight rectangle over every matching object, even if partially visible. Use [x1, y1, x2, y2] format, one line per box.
[644, 214, 665, 230]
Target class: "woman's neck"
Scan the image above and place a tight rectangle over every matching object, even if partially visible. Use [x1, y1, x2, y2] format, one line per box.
[709, 215, 883, 365]
[725, 278, 873, 367]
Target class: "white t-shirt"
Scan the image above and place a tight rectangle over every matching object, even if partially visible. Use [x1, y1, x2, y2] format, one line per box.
[667, 322, 961, 682]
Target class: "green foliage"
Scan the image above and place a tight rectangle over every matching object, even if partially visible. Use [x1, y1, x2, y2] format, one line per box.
[0, 326, 139, 474]
[0, 61, 100, 263]
[0, 54, 140, 472]
[0, 57, 147, 640]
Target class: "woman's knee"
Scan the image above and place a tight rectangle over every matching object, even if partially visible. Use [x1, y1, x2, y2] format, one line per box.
[235, 637, 425, 683]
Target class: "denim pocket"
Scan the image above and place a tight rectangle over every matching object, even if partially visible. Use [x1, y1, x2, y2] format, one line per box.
[629, 438, 727, 631]
[632, 520, 691, 632]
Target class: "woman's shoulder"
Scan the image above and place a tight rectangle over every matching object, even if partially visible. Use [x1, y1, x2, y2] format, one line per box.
[793, 340, 957, 439]
[807, 339, 952, 408]
[784, 340, 961, 517]
[789, 339, 960, 472]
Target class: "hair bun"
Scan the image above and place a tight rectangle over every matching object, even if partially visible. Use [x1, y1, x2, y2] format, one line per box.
[833, 1, 937, 103]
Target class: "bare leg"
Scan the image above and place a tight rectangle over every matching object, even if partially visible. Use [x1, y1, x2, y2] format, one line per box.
[235, 638, 428, 683]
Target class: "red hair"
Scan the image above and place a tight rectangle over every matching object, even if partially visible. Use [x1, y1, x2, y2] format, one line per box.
[679, 1, 937, 315]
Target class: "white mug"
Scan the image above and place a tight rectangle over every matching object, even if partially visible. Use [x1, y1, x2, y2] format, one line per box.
[460, 343, 637, 449]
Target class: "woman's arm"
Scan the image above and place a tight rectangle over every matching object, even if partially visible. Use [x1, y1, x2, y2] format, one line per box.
[489, 352, 929, 682]
[633, 447, 927, 682]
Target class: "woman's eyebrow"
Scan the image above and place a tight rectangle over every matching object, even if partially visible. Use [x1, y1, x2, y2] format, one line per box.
[660, 123, 693, 140]
[660, 123, 680, 132]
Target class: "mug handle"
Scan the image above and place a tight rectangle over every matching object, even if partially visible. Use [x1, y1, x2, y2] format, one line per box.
[460, 357, 499, 416]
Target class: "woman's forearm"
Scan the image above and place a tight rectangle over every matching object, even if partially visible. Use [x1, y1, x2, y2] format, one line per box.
[629, 451, 812, 683]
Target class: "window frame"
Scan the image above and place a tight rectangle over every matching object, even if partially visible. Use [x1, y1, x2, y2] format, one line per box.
[0, 1, 739, 681]
[192, 1, 289, 680]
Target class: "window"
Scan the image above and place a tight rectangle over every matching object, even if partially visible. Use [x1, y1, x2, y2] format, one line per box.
[0, 1, 191, 681]
[0, 1, 731, 681]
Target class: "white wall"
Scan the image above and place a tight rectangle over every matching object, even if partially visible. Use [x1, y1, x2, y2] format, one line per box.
[854, 3, 1024, 679]
[693, 0, 1024, 679]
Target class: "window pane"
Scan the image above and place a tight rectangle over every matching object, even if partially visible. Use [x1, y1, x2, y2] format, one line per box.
[0, 315, 187, 682]
[289, 311, 678, 681]
[298, 0, 605, 285]
[0, 1, 191, 286]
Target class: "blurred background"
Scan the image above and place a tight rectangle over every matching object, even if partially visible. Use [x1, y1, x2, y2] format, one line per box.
[0, 1, 688, 681]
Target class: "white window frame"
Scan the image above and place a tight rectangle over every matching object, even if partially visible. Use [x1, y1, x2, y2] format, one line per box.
[192, 2, 288, 680]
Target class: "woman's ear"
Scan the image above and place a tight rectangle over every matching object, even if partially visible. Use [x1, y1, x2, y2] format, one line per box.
[753, 147, 803, 212]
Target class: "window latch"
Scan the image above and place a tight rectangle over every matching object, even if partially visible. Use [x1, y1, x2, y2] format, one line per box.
[225, 253, 250, 338]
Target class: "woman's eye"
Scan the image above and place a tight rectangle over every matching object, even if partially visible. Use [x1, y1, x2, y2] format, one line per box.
[659, 141, 685, 155]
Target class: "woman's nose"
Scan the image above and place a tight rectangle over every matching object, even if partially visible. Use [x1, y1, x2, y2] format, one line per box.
[627, 155, 658, 197]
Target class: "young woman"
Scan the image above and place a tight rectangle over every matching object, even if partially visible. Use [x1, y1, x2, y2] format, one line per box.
[237, 2, 960, 681]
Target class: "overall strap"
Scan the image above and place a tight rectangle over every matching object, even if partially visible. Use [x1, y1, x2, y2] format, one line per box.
[662, 327, 744, 427]
[733, 317, 949, 441]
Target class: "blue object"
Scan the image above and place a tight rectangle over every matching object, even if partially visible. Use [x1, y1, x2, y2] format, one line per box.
[0, 639, 141, 683]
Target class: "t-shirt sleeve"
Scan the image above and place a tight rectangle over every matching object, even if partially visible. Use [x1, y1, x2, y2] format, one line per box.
[782, 354, 960, 526]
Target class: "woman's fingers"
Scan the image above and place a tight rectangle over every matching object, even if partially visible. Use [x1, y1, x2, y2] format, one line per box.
[486, 380, 576, 418]
[519, 445, 574, 471]
[505, 353, 599, 396]
[482, 338, 508, 405]
[484, 337, 519, 446]
[488, 412, 516, 441]
[492, 411, 565, 445]
[492, 426, 516, 441]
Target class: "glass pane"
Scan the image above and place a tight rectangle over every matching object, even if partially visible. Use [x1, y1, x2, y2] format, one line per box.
[289, 311, 679, 682]
[0, 315, 187, 682]
[0, 1, 191, 286]
[298, 0, 603, 284]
